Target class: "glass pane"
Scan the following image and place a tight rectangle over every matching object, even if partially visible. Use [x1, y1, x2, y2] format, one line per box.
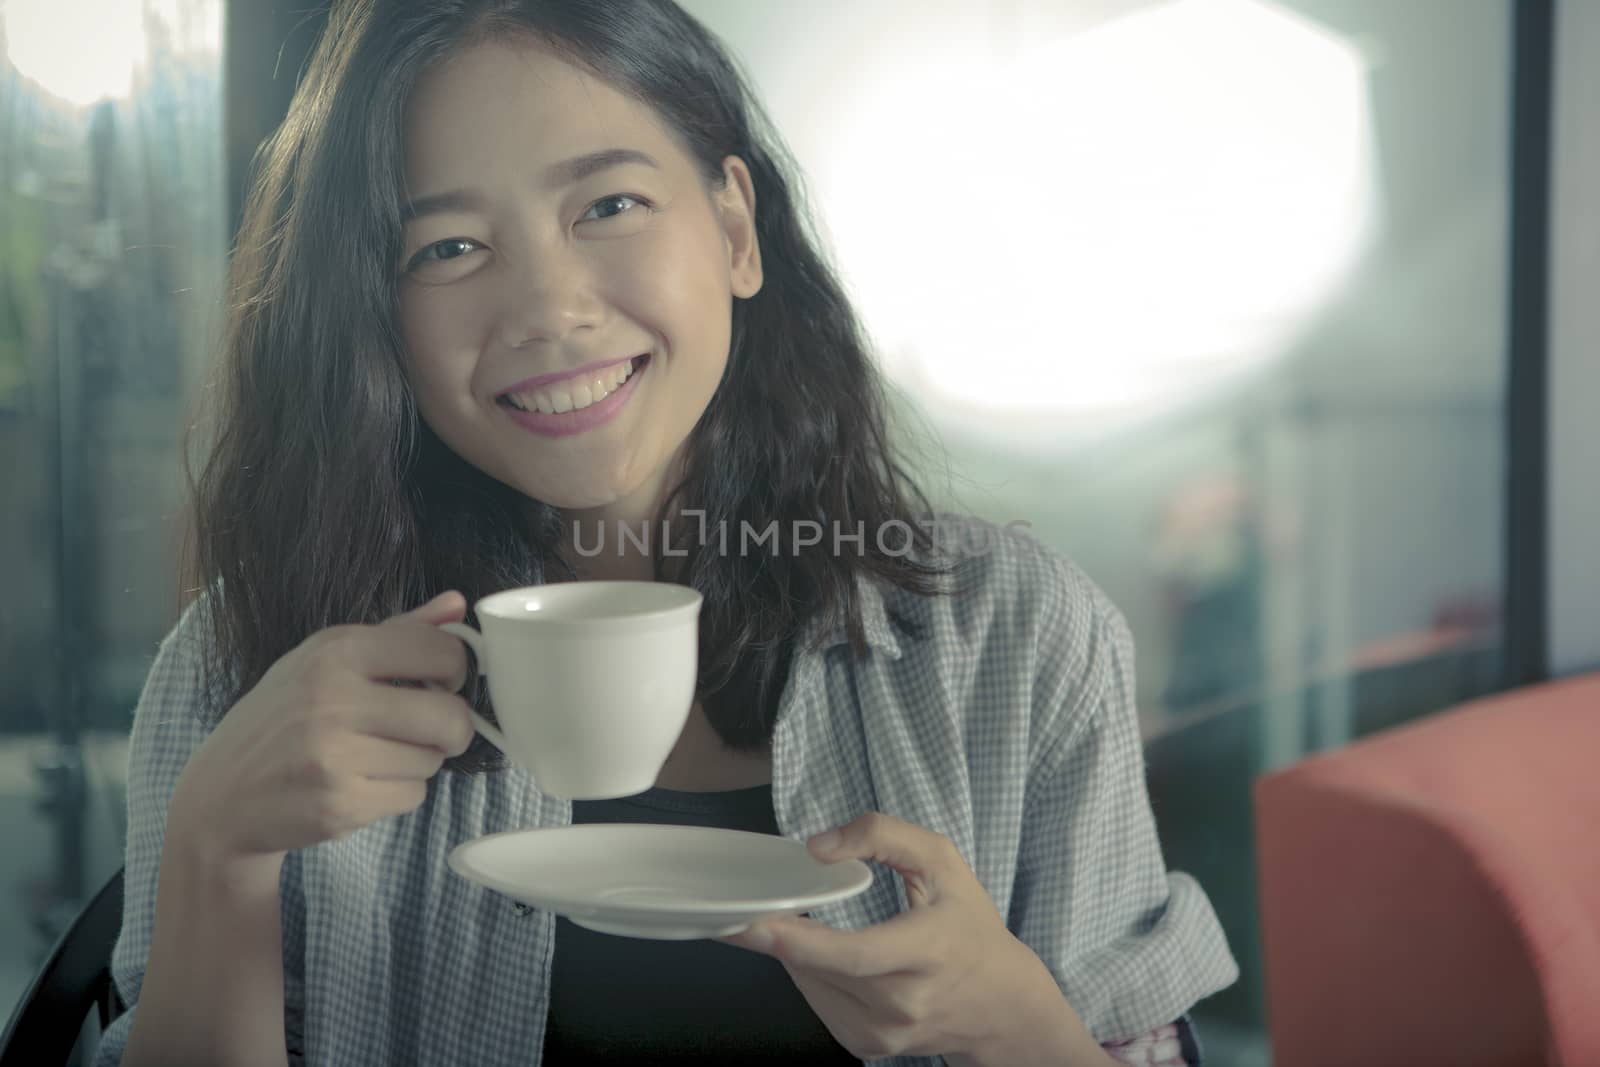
[686, 0, 1510, 1059]
[0, 0, 225, 1027]
[1, 1, 1515, 1061]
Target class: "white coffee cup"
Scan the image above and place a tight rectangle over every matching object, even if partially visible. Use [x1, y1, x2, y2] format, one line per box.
[436, 581, 702, 799]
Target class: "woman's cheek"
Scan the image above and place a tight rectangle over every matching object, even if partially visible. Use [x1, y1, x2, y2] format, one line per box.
[395, 292, 433, 363]
[399, 292, 470, 381]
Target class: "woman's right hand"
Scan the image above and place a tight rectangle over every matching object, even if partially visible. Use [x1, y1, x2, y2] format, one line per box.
[167, 591, 477, 868]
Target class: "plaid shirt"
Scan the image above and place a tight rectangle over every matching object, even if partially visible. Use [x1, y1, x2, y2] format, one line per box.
[95, 516, 1237, 1066]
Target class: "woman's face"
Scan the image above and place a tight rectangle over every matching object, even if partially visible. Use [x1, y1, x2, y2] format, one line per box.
[396, 38, 761, 521]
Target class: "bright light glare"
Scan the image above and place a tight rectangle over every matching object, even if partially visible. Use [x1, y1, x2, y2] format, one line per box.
[820, 0, 1376, 422]
[2, 0, 222, 108]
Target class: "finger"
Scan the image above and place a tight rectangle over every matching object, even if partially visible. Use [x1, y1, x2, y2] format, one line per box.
[351, 776, 431, 822]
[343, 734, 450, 782]
[808, 812, 966, 907]
[787, 964, 877, 1018]
[348, 685, 475, 757]
[781, 968, 882, 1055]
[354, 620, 471, 692]
[389, 590, 468, 625]
[721, 913, 936, 977]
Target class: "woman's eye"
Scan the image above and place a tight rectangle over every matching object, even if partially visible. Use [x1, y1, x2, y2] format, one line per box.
[406, 237, 481, 272]
[580, 194, 645, 223]
[401, 197, 645, 274]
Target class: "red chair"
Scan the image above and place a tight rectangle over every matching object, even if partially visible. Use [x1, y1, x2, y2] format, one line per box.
[1254, 674, 1600, 1067]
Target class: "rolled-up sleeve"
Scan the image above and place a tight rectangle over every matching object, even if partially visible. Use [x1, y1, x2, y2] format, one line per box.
[92, 598, 304, 1065]
[92, 602, 214, 1064]
[1007, 560, 1239, 1043]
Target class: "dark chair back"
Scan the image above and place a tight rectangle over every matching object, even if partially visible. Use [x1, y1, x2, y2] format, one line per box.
[0, 868, 126, 1067]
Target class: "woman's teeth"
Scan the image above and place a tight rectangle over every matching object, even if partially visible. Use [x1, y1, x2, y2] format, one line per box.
[501, 357, 638, 414]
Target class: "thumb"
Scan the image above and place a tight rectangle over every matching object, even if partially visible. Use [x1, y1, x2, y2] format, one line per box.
[392, 590, 468, 625]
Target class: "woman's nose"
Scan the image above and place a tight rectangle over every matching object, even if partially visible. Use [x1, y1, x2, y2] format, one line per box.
[497, 257, 603, 349]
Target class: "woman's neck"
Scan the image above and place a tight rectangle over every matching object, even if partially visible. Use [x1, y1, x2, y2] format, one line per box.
[556, 505, 687, 583]
[554, 454, 691, 583]
[560, 545, 657, 582]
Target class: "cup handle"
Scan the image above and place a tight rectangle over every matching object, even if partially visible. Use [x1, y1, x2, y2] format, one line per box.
[436, 621, 512, 755]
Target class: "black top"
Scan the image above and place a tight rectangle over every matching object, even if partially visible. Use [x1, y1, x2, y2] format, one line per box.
[539, 784, 860, 1065]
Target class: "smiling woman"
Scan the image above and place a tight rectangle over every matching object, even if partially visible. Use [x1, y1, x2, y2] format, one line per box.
[394, 38, 760, 532]
[98, 2, 1236, 1065]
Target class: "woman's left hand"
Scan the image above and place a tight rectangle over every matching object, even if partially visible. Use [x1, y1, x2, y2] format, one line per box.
[716, 811, 1090, 1064]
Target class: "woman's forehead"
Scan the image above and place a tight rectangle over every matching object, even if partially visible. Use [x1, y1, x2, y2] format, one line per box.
[401, 38, 675, 186]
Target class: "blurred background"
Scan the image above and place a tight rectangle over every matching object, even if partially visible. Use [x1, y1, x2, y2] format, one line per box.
[1, 1, 1595, 1063]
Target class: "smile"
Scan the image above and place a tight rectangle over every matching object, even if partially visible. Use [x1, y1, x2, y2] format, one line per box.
[497, 354, 650, 438]
[498, 354, 646, 414]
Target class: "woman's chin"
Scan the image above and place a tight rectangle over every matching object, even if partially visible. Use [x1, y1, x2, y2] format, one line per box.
[522, 482, 649, 516]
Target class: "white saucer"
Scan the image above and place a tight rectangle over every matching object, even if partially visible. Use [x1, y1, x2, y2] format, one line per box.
[448, 824, 874, 940]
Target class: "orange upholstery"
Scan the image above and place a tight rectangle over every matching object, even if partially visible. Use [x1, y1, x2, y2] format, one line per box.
[1253, 674, 1600, 1067]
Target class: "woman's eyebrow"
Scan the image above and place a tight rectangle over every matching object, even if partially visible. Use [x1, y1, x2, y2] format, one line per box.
[401, 148, 660, 222]
[547, 147, 659, 186]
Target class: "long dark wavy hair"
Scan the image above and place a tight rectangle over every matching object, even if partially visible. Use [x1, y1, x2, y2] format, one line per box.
[184, 0, 952, 771]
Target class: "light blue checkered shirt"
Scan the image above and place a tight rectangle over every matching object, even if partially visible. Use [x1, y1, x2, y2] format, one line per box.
[94, 517, 1238, 1065]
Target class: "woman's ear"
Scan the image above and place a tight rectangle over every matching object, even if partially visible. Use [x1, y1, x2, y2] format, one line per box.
[716, 155, 763, 298]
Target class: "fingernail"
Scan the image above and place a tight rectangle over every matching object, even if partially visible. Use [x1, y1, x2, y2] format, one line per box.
[810, 830, 841, 852]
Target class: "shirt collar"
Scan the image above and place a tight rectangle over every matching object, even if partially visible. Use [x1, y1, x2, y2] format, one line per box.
[805, 572, 904, 661]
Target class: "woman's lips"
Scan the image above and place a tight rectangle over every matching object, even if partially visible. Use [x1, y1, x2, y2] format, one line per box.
[497, 353, 643, 399]
[498, 354, 649, 439]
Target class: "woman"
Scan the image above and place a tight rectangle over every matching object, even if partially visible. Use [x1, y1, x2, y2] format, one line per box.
[104, 1, 1237, 1063]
